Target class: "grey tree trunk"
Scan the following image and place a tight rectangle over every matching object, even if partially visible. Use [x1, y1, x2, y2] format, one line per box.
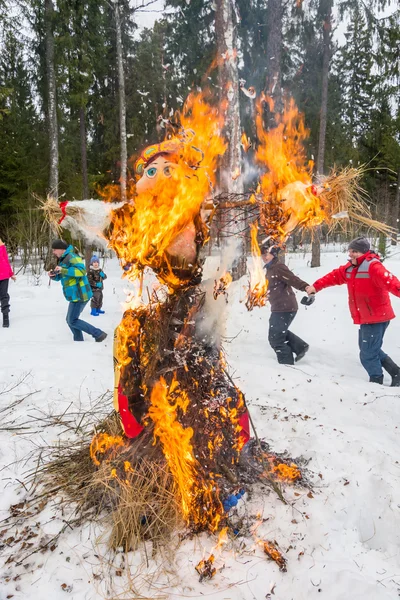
[80, 106, 89, 199]
[311, 0, 333, 268]
[45, 0, 59, 198]
[265, 0, 283, 127]
[215, 0, 246, 279]
[391, 169, 400, 246]
[114, 0, 127, 203]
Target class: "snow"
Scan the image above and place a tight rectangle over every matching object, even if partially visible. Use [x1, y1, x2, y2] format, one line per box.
[1, 249, 400, 599]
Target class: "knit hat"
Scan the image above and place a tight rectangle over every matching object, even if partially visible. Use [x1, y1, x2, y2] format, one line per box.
[261, 244, 280, 258]
[51, 239, 68, 250]
[348, 237, 370, 254]
[90, 255, 100, 265]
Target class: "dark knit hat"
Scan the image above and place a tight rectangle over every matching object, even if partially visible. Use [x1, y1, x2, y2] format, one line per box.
[348, 237, 370, 254]
[90, 255, 100, 265]
[261, 244, 280, 258]
[51, 239, 69, 250]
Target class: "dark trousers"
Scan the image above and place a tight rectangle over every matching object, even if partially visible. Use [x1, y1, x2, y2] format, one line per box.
[268, 311, 308, 365]
[66, 301, 103, 342]
[91, 288, 103, 310]
[358, 321, 389, 378]
[0, 279, 10, 314]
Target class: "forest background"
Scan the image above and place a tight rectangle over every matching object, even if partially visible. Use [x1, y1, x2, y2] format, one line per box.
[0, 0, 399, 264]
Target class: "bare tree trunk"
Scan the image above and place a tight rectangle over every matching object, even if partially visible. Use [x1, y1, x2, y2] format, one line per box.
[311, 0, 333, 268]
[215, 0, 246, 279]
[45, 0, 59, 198]
[114, 0, 127, 203]
[80, 106, 89, 199]
[391, 169, 400, 246]
[265, 0, 283, 127]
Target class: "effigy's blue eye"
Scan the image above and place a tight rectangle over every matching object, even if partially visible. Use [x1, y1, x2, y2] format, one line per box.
[146, 167, 157, 178]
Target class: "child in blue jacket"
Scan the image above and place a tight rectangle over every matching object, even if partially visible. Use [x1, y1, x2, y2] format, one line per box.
[88, 255, 107, 316]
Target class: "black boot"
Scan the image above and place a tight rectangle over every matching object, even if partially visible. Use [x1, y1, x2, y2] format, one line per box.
[381, 356, 400, 387]
[369, 375, 383, 385]
[2, 313, 9, 328]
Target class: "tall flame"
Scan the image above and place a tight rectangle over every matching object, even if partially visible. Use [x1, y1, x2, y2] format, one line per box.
[148, 375, 222, 531]
[107, 91, 226, 288]
[255, 96, 324, 239]
[245, 223, 268, 311]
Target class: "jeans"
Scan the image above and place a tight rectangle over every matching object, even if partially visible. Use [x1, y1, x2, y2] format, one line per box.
[66, 301, 103, 341]
[358, 321, 389, 378]
[0, 279, 10, 314]
[268, 311, 308, 365]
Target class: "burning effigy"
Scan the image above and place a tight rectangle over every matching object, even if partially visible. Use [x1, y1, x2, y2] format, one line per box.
[38, 87, 392, 557]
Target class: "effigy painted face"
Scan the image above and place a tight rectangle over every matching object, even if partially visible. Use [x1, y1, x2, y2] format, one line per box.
[136, 155, 177, 194]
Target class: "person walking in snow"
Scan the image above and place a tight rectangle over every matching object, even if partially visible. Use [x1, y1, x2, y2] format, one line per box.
[261, 244, 310, 365]
[0, 238, 16, 328]
[88, 255, 107, 316]
[306, 237, 400, 386]
[48, 240, 107, 343]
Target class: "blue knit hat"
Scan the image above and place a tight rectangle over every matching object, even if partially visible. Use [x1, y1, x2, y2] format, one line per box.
[90, 255, 100, 265]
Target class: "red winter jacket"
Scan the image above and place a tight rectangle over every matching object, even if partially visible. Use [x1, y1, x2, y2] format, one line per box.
[313, 252, 400, 325]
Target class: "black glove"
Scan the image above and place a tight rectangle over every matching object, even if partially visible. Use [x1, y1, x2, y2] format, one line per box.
[301, 294, 315, 306]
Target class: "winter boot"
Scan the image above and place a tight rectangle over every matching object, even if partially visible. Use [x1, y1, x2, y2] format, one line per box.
[95, 332, 107, 343]
[97, 309, 105, 314]
[381, 356, 400, 387]
[369, 375, 383, 385]
[295, 345, 309, 363]
[90, 308, 99, 316]
[2, 313, 9, 328]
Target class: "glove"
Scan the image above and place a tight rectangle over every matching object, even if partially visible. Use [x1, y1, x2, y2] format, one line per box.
[99, 271, 105, 278]
[301, 294, 315, 306]
[96, 282, 102, 288]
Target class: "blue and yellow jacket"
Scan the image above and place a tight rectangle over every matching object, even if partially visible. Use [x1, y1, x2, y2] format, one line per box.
[53, 245, 93, 303]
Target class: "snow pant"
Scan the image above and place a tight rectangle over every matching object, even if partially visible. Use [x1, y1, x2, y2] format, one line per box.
[0, 278, 10, 315]
[91, 288, 103, 310]
[358, 321, 389, 378]
[268, 311, 308, 365]
[66, 301, 103, 342]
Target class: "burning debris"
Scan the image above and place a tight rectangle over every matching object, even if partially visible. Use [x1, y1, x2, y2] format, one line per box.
[195, 554, 217, 582]
[263, 540, 287, 572]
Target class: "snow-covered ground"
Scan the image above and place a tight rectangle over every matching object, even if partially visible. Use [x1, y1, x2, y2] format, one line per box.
[1, 249, 400, 600]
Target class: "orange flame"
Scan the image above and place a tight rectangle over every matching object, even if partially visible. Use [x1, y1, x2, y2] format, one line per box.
[107, 91, 226, 289]
[263, 540, 287, 572]
[245, 223, 268, 311]
[272, 462, 301, 482]
[241, 132, 252, 153]
[148, 374, 222, 531]
[90, 433, 125, 466]
[255, 96, 324, 239]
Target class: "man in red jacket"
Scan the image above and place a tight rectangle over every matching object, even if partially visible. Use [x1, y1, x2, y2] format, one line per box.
[306, 237, 400, 386]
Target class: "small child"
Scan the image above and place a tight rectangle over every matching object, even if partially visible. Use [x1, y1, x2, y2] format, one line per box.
[88, 255, 107, 316]
[0, 238, 16, 328]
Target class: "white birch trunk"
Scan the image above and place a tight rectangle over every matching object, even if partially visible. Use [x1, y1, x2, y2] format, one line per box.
[114, 0, 127, 203]
[215, 0, 246, 278]
[45, 0, 59, 198]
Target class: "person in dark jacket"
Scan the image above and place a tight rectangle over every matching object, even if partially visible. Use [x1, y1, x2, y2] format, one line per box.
[48, 240, 107, 343]
[88, 255, 107, 316]
[261, 245, 310, 365]
[306, 237, 400, 386]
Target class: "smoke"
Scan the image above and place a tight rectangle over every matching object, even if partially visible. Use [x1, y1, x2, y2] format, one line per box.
[196, 238, 245, 349]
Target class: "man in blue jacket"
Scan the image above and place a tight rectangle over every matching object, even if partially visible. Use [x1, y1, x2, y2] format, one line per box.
[49, 239, 107, 342]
